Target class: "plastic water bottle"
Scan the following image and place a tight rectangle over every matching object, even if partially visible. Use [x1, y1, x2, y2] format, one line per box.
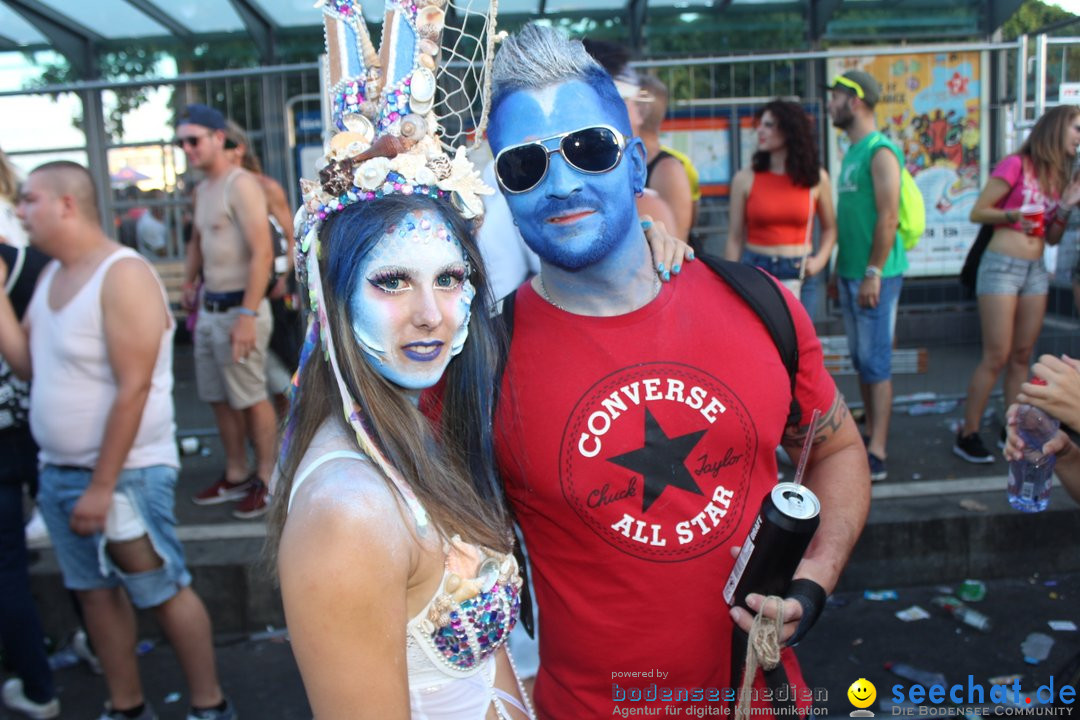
[1008, 378, 1059, 513]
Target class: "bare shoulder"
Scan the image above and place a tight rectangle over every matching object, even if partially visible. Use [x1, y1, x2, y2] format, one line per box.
[101, 254, 165, 310]
[281, 451, 413, 576]
[731, 167, 753, 192]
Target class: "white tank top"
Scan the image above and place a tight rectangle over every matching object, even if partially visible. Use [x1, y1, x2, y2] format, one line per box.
[28, 247, 179, 469]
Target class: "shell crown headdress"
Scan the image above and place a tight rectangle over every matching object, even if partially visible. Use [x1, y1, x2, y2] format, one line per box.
[300, 0, 496, 243]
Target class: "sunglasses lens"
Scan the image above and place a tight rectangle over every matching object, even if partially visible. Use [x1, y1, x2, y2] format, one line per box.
[563, 127, 621, 173]
[496, 144, 548, 193]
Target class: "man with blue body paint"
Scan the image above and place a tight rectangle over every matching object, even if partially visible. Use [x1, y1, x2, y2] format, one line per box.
[487, 25, 871, 718]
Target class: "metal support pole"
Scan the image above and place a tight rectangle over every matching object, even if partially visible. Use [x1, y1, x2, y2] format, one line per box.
[1015, 34, 1028, 131]
[1033, 33, 1048, 120]
[80, 88, 113, 234]
[261, 74, 289, 187]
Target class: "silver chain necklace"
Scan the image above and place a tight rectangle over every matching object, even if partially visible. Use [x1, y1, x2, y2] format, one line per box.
[537, 272, 661, 312]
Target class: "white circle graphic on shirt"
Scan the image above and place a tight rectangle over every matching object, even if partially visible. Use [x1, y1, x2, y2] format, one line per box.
[558, 362, 756, 561]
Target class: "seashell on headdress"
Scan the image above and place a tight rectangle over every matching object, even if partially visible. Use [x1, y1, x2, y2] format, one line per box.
[300, 0, 497, 241]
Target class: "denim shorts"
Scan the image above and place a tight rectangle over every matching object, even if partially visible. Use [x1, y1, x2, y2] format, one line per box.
[37, 464, 191, 609]
[837, 276, 903, 384]
[977, 250, 1049, 296]
[742, 250, 804, 281]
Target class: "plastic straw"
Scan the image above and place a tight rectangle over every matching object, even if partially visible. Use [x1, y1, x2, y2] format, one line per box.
[791, 408, 821, 487]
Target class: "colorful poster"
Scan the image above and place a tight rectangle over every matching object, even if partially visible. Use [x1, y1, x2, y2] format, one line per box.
[827, 52, 987, 277]
[659, 117, 732, 196]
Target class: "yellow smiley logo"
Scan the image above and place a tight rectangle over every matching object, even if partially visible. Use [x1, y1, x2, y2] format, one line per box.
[848, 678, 877, 709]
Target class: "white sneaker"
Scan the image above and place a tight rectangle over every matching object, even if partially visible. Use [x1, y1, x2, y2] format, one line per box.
[2, 678, 60, 719]
[25, 507, 50, 549]
[72, 629, 104, 674]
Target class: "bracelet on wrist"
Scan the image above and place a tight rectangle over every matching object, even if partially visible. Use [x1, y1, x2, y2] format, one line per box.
[864, 265, 882, 279]
[1005, 210, 1018, 224]
[235, 307, 257, 317]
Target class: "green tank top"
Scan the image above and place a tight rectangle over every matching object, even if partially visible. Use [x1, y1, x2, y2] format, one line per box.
[835, 131, 908, 279]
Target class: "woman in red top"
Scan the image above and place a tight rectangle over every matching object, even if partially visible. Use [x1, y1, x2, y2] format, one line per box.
[954, 105, 1080, 463]
[725, 99, 837, 310]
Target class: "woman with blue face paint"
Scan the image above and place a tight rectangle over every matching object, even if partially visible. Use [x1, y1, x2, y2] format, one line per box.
[269, 191, 534, 719]
[264, 1, 536, 717]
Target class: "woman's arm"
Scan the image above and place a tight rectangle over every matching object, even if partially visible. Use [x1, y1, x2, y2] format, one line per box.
[723, 168, 752, 262]
[969, 176, 1015, 226]
[805, 169, 837, 277]
[279, 464, 414, 719]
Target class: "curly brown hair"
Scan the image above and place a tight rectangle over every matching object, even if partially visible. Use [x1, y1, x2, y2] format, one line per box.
[751, 99, 821, 188]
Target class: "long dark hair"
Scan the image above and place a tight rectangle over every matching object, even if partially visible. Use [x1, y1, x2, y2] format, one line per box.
[268, 194, 510, 556]
[751, 99, 821, 189]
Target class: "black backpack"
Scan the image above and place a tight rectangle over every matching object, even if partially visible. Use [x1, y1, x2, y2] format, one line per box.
[495, 255, 801, 637]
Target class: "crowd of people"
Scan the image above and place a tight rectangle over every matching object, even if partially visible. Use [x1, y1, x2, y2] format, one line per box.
[1, 2, 1079, 717]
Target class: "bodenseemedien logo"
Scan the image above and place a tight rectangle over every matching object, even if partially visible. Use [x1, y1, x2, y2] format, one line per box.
[849, 678, 877, 717]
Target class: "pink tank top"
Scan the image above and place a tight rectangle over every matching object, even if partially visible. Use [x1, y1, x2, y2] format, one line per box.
[27, 248, 178, 469]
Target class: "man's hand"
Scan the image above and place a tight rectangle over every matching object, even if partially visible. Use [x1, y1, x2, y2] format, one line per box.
[71, 484, 113, 536]
[1017, 354, 1080, 430]
[857, 275, 880, 308]
[730, 592, 804, 645]
[231, 313, 257, 364]
[1004, 403, 1072, 460]
[181, 283, 199, 313]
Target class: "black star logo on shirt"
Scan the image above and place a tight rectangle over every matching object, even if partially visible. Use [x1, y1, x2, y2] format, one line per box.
[607, 408, 707, 513]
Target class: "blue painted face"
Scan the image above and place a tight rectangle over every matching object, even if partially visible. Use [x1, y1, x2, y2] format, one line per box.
[348, 209, 475, 391]
[489, 81, 646, 271]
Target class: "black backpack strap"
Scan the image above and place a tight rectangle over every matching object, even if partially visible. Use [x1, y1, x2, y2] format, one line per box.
[645, 149, 674, 186]
[492, 289, 536, 638]
[698, 255, 802, 428]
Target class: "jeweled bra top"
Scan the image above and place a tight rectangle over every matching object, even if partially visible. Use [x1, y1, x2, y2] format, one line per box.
[406, 534, 523, 676]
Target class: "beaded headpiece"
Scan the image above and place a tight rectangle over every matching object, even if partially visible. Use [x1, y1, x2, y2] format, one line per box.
[281, 0, 499, 521]
[299, 0, 496, 238]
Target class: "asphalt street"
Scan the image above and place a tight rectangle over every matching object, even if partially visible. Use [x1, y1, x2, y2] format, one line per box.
[4, 572, 1078, 720]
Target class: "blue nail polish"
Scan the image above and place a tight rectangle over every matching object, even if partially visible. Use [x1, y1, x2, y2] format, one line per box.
[673, 264, 681, 274]
[641, 219, 654, 230]
[657, 263, 665, 273]
[663, 271, 671, 282]
[687, 250, 696, 261]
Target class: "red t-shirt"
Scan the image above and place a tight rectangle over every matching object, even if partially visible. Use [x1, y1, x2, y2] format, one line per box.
[495, 261, 837, 718]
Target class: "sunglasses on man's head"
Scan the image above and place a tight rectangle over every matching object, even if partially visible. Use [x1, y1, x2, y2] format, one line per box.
[174, 133, 209, 149]
[494, 125, 626, 194]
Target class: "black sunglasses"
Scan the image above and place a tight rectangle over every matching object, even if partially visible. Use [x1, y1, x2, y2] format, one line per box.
[174, 133, 209, 149]
[224, 138, 239, 150]
[495, 125, 626, 194]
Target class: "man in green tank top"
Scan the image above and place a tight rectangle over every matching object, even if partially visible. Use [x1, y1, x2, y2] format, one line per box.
[828, 70, 907, 482]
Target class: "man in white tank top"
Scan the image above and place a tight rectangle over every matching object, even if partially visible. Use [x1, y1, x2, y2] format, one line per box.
[177, 104, 277, 519]
[0, 162, 236, 720]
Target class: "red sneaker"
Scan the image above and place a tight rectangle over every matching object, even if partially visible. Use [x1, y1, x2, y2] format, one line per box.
[192, 475, 255, 505]
[232, 479, 269, 519]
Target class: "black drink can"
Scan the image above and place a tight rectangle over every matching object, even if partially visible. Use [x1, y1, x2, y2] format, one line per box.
[723, 482, 820, 610]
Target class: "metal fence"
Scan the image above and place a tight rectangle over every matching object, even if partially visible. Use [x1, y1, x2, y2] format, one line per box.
[4, 35, 1080, 412]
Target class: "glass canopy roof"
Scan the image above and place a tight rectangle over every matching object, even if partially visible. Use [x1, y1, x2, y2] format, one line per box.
[0, 0, 1024, 61]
